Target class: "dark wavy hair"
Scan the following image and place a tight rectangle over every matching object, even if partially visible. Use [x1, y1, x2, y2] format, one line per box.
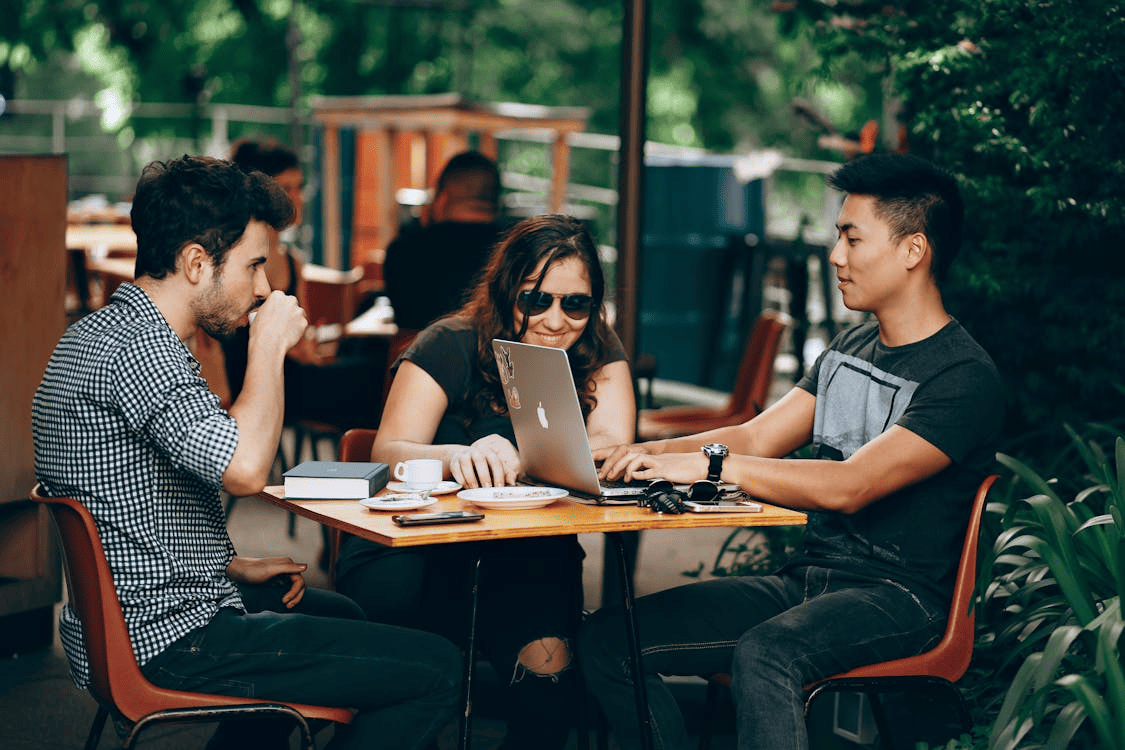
[456, 214, 616, 420]
[229, 137, 300, 178]
[131, 155, 293, 280]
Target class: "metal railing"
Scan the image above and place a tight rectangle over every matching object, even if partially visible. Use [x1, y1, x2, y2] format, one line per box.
[0, 97, 839, 245]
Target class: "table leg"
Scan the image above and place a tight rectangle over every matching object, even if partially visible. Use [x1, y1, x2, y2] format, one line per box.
[609, 532, 654, 750]
[459, 552, 483, 750]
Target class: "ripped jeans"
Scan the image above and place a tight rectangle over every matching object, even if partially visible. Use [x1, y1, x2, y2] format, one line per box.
[579, 565, 945, 750]
[335, 533, 586, 750]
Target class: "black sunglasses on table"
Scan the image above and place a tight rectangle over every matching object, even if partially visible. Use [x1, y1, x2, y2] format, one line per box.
[640, 479, 750, 514]
[516, 290, 594, 320]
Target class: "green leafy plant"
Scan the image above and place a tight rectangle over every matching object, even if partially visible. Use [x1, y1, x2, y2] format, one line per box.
[702, 525, 806, 579]
[977, 428, 1125, 749]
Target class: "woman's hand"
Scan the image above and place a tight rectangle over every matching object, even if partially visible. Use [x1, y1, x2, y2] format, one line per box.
[450, 434, 522, 488]
[227, 555, 307, 609]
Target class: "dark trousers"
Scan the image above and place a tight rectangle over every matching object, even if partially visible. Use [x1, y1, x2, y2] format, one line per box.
[334, 534, 586, 750]
[141, 584, 462, 750]
[578, 565, 945, 750]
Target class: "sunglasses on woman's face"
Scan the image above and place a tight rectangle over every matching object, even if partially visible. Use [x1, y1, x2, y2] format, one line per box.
[516, 290, 594, 320]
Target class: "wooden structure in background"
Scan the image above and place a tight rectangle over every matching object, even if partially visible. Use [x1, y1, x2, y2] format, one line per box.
[0, 155, 66, 650]
[310, 93, 589, 269]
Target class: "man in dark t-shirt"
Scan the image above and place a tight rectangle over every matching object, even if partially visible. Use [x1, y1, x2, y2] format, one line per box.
[583, 153, 1005, 750]
[383, 151, 506, 331]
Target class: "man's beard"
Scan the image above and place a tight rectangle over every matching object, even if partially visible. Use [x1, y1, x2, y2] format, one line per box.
[194, 279, 247, 340]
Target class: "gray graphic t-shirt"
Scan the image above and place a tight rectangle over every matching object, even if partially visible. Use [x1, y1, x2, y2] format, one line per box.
[789, 319, 1004, 607]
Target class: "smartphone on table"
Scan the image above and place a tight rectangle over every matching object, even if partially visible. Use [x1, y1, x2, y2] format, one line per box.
[681, 500, 763, 514]
[392, 510, 485, 526]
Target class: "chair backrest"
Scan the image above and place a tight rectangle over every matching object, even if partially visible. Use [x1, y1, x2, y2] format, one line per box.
[301, 265, 363, 327]
[32, 486, 131, 712]
[339, 428, 379, 463]
[30, 485, 356, 725]
[726, 310, 790, 419]
[837, 473, 999, 683]
[329, 430, 380, 582]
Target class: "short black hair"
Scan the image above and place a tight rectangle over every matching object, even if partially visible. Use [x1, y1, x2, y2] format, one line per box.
[435, 150, 501, 212]
[130, 155, 294, 280]
[828, 153, 964, 283]
[229, 137, 300, 178]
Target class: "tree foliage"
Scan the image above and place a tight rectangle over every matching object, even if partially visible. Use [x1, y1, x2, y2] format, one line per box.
[4, 1, 860, 151]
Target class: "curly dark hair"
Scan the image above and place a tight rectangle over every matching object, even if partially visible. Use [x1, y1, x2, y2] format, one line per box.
[455, 214, 616, 421]
[130, 154, 293, 280]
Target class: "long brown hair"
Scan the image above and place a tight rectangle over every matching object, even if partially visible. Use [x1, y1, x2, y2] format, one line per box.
[455, 214, 615, 420]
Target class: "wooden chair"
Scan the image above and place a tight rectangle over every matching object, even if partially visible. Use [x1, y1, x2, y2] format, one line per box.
[328, 428, 381, 584]
[30, 485, 354, 750]
[637, 310, 791, 441]
[697, 474, 999, 750]
[301, 264, 363, 332]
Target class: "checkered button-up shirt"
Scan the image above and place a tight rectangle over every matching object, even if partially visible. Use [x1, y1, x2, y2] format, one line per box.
[32, 283, 243, 688]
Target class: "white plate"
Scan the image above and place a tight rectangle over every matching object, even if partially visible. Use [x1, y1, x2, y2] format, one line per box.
[386, 480, 462, 495]
[457, 486, 569, 510]
[360, 494, 439, 512]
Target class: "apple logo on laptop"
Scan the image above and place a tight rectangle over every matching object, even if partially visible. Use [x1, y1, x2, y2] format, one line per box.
[537, 401, 549, 429]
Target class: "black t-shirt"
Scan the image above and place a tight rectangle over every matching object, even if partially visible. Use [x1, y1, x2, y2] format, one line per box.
[788, 318, 1005, 607]
[383, 221, 506, 331]
[399, 317, 627, 447]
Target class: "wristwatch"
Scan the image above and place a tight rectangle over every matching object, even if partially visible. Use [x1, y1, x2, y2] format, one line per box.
[701, 443, 729, 482]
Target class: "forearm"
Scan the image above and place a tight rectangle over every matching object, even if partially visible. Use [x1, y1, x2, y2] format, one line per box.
[224, 343, 288, 494]
[649, 423, 750, 455]
[723, 455, 869, 513]
[651, 388, 814, 458]
[725, 426, 952, 514]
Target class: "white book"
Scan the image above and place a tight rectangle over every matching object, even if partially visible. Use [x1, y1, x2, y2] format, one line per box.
[283, 460, 389, 500]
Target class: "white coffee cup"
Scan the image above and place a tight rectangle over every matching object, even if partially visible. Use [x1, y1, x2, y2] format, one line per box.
[394, 459, 443, 487]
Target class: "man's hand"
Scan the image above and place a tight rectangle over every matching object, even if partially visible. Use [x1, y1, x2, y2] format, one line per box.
[227, 555, 307, 609]
[450, 434, 521, 488]
[594, 443, 652, 481]
[249, 291, 307, 353]
[596, 443, 710, 485]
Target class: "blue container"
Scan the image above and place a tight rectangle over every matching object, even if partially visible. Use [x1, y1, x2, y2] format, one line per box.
[639, 154, 765, 389]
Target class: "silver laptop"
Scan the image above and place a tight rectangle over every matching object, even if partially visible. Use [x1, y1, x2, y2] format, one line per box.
[491, 339, 647, 504]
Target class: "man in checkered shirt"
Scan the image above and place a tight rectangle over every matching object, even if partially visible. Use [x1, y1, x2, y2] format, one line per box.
[33, 155, 461, 749]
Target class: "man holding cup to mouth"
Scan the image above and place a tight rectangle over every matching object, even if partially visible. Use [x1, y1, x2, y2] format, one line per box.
[32, 154, 461, 750]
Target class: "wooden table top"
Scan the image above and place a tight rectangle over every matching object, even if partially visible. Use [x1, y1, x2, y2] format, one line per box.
[85, 256, 137, 279]
[66, 224, 137, 254]
[257, 485, 807, 547]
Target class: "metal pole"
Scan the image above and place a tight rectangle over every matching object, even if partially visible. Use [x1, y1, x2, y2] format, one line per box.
[287, 2, 302, 150]
[614, 0, 650, 363]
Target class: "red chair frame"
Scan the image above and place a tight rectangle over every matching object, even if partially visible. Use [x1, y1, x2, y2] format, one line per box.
[31, 485, 354, 750]
[699, 474, 1000, 750]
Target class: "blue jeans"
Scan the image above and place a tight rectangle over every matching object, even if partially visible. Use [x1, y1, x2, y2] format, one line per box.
[141, 606, 462, 750]
[579, 565, 945, 750]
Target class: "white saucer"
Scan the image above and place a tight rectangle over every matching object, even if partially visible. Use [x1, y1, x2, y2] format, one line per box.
[457, 486, 569, 510]
[386, 480, 462, 495]
[360, 494, 439, 511]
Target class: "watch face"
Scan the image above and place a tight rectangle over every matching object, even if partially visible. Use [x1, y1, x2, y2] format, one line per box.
[702, 443, 729, 458]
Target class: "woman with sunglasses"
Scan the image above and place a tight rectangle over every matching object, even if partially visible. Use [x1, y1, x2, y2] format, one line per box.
[334, 214, 635, 750]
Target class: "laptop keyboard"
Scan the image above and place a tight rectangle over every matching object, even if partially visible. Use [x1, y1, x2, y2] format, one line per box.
[600, 477, 648, 490]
